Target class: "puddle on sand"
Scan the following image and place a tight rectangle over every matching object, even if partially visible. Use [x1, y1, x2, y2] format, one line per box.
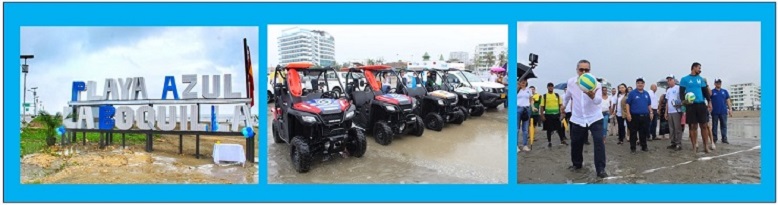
[267, 104, 508, 184]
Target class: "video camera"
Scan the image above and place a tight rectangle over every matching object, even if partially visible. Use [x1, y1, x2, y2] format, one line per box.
[528, 53, 539, 67]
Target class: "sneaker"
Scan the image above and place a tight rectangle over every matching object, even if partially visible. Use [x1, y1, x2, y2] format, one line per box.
[522, 146, 531, 152]
[647, 138, 653, 142]
[710, 142, 717, 150]
[674, 146, 682, 151]
[568, 165, 582, 170]
[561, 141, 569, 146]
[584, 141, 591, 145]
[722, 140, 730, 144]
[617, 141, 623, 145]
[642, 147, 649, 152]
[597, 171, 609, 178]
[548, 143, 552, 148]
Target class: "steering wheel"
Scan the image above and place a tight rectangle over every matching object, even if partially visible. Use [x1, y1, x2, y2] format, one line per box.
[322, 90, 340, 99]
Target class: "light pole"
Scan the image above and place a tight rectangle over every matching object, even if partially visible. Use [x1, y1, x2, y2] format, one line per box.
[21, 55, 34, 117]
[29, 87, 38, 116]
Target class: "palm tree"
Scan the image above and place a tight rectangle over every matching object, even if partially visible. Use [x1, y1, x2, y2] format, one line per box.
[422, 52, 430, 61]
[498, 51, 507, 66]
[367, 59, 376, 65]
[34, 111, 63, 146]
[484, 51, 496, 68]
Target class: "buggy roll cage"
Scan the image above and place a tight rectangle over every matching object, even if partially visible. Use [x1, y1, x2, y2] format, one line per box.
[272, 62, 348, 102]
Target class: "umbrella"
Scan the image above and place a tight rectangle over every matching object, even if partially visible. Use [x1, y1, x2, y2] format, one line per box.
[554, 82, 567, 90]
[657, 79, 668, 89]
[490, 66, 505, 73]
[517, 63, 538, 80]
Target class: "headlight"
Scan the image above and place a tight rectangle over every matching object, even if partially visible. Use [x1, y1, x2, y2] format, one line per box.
[302, 116, 317, 123]
[386, 106, 396, 112]
[462, 95, 468, 99]
[345, 111, 355, 119]
[437, 99, 445, 105]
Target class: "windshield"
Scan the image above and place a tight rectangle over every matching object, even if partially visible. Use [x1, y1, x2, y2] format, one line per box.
[461, 71, 483, 82]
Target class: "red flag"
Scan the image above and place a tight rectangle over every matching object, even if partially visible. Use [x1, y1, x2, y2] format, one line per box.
[243, 38, 255, 107]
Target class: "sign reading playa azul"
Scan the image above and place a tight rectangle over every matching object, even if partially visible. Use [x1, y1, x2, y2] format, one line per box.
[63, 74, 254, 133]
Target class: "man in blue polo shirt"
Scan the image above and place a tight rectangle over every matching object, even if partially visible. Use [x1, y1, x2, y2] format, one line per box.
[625, 77, 653, 153]
[711, 78, 732, 144]
[680, 62, 713, 153]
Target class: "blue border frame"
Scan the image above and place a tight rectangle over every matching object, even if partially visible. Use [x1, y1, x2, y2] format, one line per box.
[4, 2, 775, 203]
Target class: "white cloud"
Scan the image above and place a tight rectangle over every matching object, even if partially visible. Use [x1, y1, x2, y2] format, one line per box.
[20, 27, 259, 116]
[267, 25, 508, 67]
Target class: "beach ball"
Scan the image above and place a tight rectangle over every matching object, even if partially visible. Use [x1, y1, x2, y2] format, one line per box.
[685, 92, 696, 102]
[577, 73, 597, 92]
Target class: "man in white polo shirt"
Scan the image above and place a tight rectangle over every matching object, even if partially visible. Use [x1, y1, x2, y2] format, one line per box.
[664, 75, 683, 150]
[564, 59, 607, 178]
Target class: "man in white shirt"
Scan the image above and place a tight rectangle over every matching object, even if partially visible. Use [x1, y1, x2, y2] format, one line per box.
[648, 84, 660, 141]
[564, 59, 607, 178]
[664, 75, 683, 150]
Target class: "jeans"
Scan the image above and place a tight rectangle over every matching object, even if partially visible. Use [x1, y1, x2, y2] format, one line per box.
[649, 109, 658, 138]
[617, 116, 626, 142]
[518, 106, 531, 146]
[629, 114, 651, 150]
[570, 120, 606, 173]
[711, 114, 728, 142]
[602, 112, 610, 138]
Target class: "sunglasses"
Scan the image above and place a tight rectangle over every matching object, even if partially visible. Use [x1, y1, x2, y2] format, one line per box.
[578, 68, 590, 73]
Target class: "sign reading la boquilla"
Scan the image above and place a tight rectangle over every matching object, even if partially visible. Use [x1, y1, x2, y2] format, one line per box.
[64, 74, 254, 133]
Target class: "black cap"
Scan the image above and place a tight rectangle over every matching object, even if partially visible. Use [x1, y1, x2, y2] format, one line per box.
[715, 78, 722, 83]
[636, 77, 645, 83]
[547, 82, 554, 87]
[666, 74, 675, 79]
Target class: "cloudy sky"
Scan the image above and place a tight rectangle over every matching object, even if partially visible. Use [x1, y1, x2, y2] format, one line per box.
[267, 25, 507, 67]
[517, 22, 761, 94]
[20, 27, 258, 115]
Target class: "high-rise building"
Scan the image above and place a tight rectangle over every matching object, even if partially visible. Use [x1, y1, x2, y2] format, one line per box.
[278, 27, 336, 67]
[729, 82, 761, 110]
[449, 51, 469, 64]
[474, 42, 507, 69]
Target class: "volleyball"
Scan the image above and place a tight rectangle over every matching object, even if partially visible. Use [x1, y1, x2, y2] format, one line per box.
[685, 92, 696, 102]
[577, 73, 597, 92]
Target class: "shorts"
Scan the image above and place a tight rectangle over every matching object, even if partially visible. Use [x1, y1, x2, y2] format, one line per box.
[685, 103, 709, 124]
[543, 114, 562, 131]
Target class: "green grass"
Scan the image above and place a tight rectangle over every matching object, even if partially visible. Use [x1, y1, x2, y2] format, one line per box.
[20, 128, 148, 156]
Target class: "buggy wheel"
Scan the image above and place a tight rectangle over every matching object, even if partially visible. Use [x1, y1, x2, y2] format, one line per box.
[290, 136, 311, 173]
[425, 113, 444, 131]
[374, 121, 394, 146]
[347, 128, 367, 157]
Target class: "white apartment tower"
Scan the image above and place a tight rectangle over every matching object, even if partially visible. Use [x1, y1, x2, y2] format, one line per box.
[278, 27, 336, 67]
[474, 42, 507, 69]
[729, 82, 761, 110]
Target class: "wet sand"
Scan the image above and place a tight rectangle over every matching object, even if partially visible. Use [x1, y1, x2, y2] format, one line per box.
[518, 118, 761, 184]
[21, 133, 259, 184]
[267, 105, 508, 184]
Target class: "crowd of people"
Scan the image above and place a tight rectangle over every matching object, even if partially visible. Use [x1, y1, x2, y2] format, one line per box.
[518, 61, 734, 178]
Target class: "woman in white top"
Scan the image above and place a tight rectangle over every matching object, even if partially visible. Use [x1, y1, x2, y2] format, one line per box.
[612, 83, 628, 145]
[517, 79, 534, 152]
[600, 87, 611, 139]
